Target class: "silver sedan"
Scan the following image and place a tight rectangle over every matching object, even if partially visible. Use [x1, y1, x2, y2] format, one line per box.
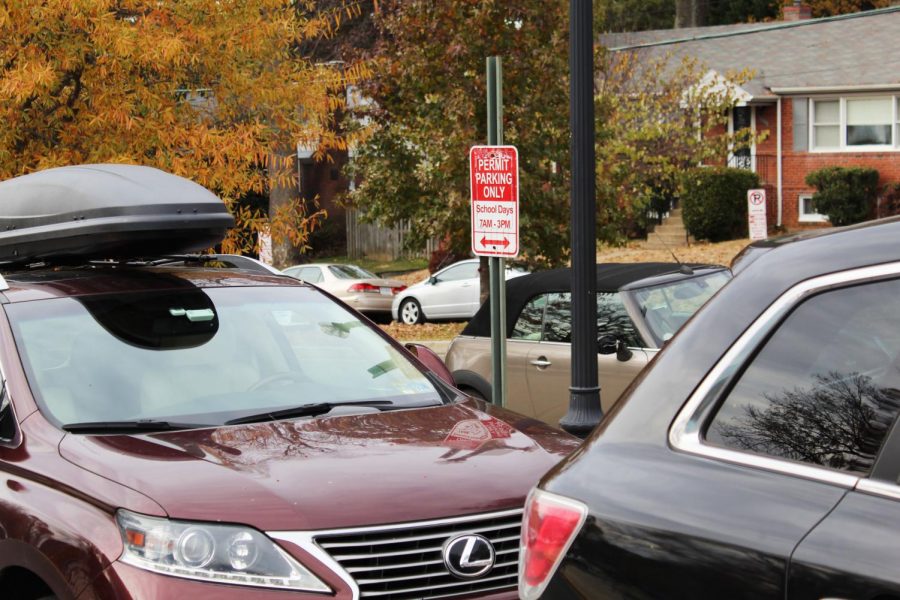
[283, 263, 406, 317]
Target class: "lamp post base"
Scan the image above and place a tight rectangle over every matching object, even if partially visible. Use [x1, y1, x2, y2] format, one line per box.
[559, 386, 602, 438]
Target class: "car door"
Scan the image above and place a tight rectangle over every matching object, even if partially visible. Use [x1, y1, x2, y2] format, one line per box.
[505, 294, 547, 418]
[525, 292, 649, 426]
[422, 262, 479, 318]
[787, 400, 900, 599]
[694, 275, 900, 599]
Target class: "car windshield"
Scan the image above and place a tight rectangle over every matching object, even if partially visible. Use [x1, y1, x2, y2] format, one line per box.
[631, 270, 731, 345]
[329, 264, 377, 279]
[6, 286, 442, 428]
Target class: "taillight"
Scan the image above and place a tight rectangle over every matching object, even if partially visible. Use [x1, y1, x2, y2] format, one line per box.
[519, 488, 587, 600]
[392, 285, 407, 294]
[348, 282, 379, 293]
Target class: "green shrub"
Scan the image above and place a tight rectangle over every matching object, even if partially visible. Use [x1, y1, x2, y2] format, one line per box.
[681, 167, 760, 242]
[805, 166, 879, 226]
[881, 182, 900, 218]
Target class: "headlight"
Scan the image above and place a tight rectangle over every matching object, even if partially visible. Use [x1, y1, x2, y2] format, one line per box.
[116, 509, 330, 592]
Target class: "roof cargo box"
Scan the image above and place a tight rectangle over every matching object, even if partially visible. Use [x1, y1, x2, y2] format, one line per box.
[0, 164, 234, 263]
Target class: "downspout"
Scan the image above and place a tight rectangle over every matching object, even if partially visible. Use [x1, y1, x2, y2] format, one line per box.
[776, 96, 783, 228]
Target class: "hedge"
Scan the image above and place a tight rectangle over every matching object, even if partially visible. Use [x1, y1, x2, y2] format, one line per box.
[805, 166, 879, 226]
[681, 167, 760, 242]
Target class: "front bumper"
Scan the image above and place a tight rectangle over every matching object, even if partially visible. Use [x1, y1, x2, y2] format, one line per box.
[83, 560, 352, 600]
[83, 560, 517, 600]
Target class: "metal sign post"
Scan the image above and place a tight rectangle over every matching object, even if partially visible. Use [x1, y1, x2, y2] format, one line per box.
[485, 57, 508, 407]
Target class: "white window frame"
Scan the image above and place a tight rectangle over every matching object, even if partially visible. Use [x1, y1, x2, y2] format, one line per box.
[809, 94, 899, 152]
[797, 193, 827, 224]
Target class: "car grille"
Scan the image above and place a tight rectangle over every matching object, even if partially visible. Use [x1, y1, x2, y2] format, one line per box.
[313, 508, 523, 599]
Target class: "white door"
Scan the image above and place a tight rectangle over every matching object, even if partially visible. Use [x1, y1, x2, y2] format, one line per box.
[422, 262, 480, 318]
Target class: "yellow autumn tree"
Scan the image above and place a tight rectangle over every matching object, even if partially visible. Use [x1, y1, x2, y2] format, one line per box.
[0, 0, 369, 254]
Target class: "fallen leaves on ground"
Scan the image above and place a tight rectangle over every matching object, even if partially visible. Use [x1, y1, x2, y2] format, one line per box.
[380, 321, 467, 341]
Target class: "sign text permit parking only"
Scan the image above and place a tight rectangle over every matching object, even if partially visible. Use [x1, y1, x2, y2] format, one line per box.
[470, 145, 519, 257]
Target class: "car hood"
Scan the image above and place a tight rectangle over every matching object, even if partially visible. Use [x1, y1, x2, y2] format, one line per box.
[58, 400, 577, 531]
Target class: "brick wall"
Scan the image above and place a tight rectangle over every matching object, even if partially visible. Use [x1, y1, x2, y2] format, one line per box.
[753, 99, 900, 230]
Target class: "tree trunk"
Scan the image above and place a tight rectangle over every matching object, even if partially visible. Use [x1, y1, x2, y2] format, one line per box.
[268, 150, 302, 269]
[675, 0, 706, 28]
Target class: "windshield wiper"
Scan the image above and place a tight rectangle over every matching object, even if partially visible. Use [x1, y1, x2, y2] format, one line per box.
[225, 400, 396, 426]
[62, 420, 208, 434]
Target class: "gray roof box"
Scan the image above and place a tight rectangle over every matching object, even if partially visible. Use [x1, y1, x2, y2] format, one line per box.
[0, 164, 233, 263]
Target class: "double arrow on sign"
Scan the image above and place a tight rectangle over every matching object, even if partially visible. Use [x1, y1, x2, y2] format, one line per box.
[481, 236, 510, 248]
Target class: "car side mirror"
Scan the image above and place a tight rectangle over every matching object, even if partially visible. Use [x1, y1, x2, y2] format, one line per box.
[598, 335, 618, 355]
[598, 335, 633, 362]
[404, 343, 455, 387]
[0, 382, 18, 443]
[616, 341, 633, 362]
[428, 276, 438, 285]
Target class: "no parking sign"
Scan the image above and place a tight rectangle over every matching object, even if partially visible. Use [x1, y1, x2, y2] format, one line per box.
[747, 189, 767, 241]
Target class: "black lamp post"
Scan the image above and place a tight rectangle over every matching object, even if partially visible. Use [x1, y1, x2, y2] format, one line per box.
[559, 0, 601, 437]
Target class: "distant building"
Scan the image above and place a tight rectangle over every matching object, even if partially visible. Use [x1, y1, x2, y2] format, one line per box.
[602, 5, 900, 228]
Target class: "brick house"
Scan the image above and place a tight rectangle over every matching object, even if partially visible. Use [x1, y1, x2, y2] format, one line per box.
[603, 5, 900, 229]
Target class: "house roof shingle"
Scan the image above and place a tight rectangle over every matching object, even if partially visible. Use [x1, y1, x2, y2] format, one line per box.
[600, 8, 900, 99]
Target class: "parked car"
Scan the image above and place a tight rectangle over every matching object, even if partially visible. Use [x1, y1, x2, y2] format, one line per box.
[521, 218, 900, 599]
[0, 165, 580, 600]
[445, 263, 730, 425]
[392, 258, 526, 325]
[282, 262, 406, 318]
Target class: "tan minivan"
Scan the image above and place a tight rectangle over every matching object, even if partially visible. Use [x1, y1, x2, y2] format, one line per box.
[445, 263, 731, 426]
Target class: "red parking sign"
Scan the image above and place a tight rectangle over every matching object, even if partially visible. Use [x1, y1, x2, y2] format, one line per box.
[470, 145, 519, 257]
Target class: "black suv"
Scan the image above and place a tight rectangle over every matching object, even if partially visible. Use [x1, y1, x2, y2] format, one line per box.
[520, 217, 900, 599]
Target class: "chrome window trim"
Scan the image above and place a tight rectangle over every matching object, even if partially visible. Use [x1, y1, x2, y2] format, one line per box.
[268, 508, 523, 600]
[669, 261, 900, 488]
[856, 479, 900, 501]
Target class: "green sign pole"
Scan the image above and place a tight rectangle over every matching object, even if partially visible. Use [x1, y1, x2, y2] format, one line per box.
[486, 56, 507, 408]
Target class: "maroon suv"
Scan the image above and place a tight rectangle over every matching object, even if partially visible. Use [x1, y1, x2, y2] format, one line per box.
[0, 166, 578, 600]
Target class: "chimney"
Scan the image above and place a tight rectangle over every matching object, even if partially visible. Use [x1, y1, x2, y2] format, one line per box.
[783, 1, 812, 21]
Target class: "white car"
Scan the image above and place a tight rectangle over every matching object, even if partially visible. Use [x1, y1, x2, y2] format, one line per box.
[282, 262, 406, 317]
[392, 258, 526, 325]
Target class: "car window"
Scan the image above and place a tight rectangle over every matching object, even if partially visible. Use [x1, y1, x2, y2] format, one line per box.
[329, 264, 377, 280]
[297, 267, 323, 283]
[6, 286, 442, 427]
[632, 270, 731, 344]
[540, 292, 643, 347]
[511, 295, 546, 340]
[438, 262, 478, 282]
[542, 293, 572, 343]
[705, 279, 900, 476]
[598, 293, 644, 347]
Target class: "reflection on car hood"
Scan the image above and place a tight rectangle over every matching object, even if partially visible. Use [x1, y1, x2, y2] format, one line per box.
[58, 400, 577, 530]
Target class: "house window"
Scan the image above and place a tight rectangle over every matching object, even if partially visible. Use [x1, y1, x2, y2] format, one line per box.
[798, 194, 827, 223]
[810, 96, 897, 151]
[846, 97, 892, 146]
[812, 100, 840, 148]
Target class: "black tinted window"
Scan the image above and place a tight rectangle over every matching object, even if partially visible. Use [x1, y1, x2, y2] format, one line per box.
[706, 279, 900, 475]
[540, 292, 641, 346]
[511, 295, 545, 340]
[543, 293, 571, 343]
[598, 293, 643, 347]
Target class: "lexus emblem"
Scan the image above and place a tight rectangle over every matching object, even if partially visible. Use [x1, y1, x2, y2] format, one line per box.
[442, 534, 496, 579]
